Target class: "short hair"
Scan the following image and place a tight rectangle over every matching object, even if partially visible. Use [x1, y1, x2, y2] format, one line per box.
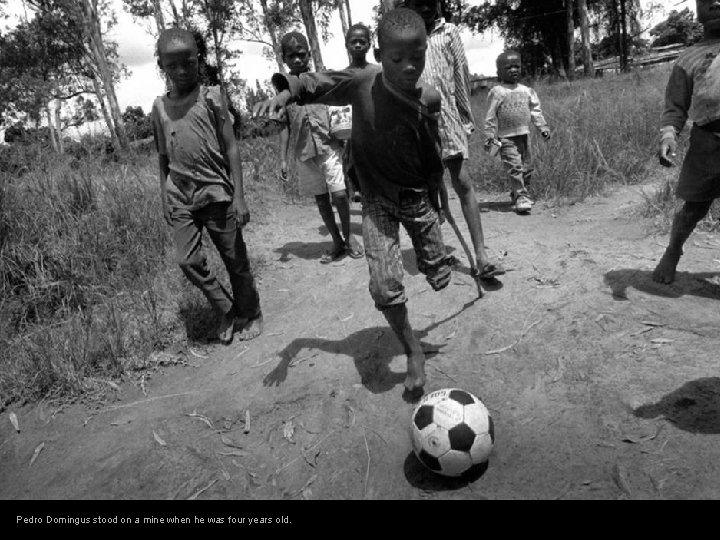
[280, 31, 309, 57]
[156, 27, 197, 57]
[377, 8, 426, 48]
[345, 23, 371, 44]
[496, 49, 521, 68]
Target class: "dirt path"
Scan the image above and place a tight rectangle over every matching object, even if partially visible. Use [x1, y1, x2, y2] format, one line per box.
[2, 170, 720, 501]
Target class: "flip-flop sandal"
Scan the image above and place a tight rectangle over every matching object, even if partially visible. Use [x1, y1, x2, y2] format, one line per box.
[320, 248, 346, 264]
[346, 246, 365, 259]
[477, 262, 506, 280]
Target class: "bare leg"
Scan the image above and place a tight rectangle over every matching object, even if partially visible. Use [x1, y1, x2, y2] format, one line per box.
[381, 304, 426, 392]
[445, 157, 499, 272]
[331, 190, 361, 254]
[653, 200, 712, 284]
[315, 194, 345, 257]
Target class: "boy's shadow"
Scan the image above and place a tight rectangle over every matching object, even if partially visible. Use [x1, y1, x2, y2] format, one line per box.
[477, 200, 516, 214]
[274, 241, 333, 262]
[604, 269, 720, 301]
[317, 222, 363, 238]
[634, 378, 720, 434]
[263, 301, 478, 394]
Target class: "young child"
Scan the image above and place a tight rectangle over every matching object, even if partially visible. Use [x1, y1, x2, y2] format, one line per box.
[151, 28, 262, 344]
[653, 0, 720, 284]
[405, 0, 504, 279]
[342, 23, 381, 203]
[483, 50, 551, 214]
[255, 8, 451, 396]
[277, 31, 363, 263]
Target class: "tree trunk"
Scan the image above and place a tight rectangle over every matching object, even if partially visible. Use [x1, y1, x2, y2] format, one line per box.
[46, 107, 59, 153]
[91, 75, 121, 151]
[298, 0, 325, 71]
[344, 0, 352, 26]
[566, 0, 575, 80]
[552, 35, 568, 80]
[259, 0, 285, 73]
[337, 0, 348, 37]
[54, 99, 64, 154]
[577, 0, 593, 75]
[152, 0, 165, 32]
[83, 0, 128, 150]
[210, 23, 228, 96]
[619, 0, 629, 71]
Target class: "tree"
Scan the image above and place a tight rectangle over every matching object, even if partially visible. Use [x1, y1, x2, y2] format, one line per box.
[298, 0, 325, 70]
[566, 0, 575, 79]
[650, 8, 703, 47]
[577, 0, 593, 75]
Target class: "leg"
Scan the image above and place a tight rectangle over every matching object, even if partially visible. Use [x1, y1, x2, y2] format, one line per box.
[500, 137, 531, 213]
[331, 190, 363, 257]
[204, 202, 263, 341]
[363, 196, 425, 393]
[653, 200, 712, 284]
[172, 205, 235, 343]
[445, 156, 503, 274]
[315, 193, 346, 261]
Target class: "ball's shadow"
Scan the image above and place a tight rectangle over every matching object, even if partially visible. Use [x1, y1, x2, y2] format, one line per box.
[403, 452, 489, 491]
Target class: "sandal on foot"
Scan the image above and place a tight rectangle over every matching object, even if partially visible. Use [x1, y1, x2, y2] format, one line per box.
[320, 247, 346, 264]
[345, 245, 364, 259]
[476, 262, 506, 280]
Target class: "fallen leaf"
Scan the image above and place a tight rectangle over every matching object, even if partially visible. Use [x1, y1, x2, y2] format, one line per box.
[651, 338, 674, 345]
[612, 462, 633, 498]
[187, 411, 214, 430]
[641, 321, 664, 327]
[153, 431, 168, 447]
[243, 410, 251, 434]
[29, 442, 45, 467]
[187, 479, 217, 500]
[9, 412, 20, 433]
[217, 450, 247, 457]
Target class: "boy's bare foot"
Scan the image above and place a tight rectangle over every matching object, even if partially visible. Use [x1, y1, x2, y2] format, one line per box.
[236, 314, 263, 341]
[653, 249, 681, 284]
[320, 243, 347, 264]
[217, 310, 235, 345]
[405, 351, 427, 393]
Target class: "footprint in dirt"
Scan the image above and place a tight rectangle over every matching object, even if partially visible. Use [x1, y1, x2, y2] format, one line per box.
[634, 377, 720, 434]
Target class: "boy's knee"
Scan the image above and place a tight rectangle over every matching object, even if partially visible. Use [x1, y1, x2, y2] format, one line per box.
[369, 276, 405, 310]
[178, 253, 204, 275]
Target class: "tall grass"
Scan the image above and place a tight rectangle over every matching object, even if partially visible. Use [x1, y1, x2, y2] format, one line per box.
[468, 66, 670, 203]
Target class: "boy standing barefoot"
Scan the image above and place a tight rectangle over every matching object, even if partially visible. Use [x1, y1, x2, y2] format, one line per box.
[653, 0, 720, 284]
[278, 32, 363, 263]
[255, 9, 451, 397]
[152, 28, 262, 344]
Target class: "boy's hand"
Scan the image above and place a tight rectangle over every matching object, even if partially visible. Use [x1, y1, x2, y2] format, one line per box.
[541, 128, 551, 141]
[253, 90, 291, 120]
[234, 196, 250, 227]
[659, 134, 677, 168]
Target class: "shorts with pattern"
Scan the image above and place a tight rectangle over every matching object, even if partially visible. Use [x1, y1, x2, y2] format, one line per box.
[362, 190, 451, 310]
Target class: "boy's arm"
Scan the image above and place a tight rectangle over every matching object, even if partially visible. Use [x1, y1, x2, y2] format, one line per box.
[528, 88, 550, 139]
[272, 70, 356, 108]
[449, 26, 475, 133]
[279, 116, 290, 180]
[151, 103, 172, 226]
[216, 92, 250, 226]
[659, 64, 691, 167]
[483, 89, 501, 144]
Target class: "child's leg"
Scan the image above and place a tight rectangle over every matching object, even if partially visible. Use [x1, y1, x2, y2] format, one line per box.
[363, 195, 426, 393]
[172, 205, 235, 343]
[445, 156, 503, 274]
[331, 189, 363, 257]
[653, 200, 712, 284]
[204, 202, 263, 340]
[315, 193, 345, 258]
[518, 136, 533, 190]
[499, 137, 529, 198]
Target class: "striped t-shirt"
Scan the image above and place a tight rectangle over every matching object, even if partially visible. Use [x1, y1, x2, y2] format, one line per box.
[419, 19, 475, 160]
[661, 38, 720, 134]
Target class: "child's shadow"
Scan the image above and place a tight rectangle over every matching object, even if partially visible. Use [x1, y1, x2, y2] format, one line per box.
[477, 200, 516, 214]
[274, 241, 331, 262]
[604, 269, 720, 301]
[263, 326, 444, 393]
[317, 223, 363, 238]
[634, 378, 720, 434]
[263, 301, 478, 393]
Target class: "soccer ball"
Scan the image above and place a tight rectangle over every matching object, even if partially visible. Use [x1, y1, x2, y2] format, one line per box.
[410, 388, 494, 477]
